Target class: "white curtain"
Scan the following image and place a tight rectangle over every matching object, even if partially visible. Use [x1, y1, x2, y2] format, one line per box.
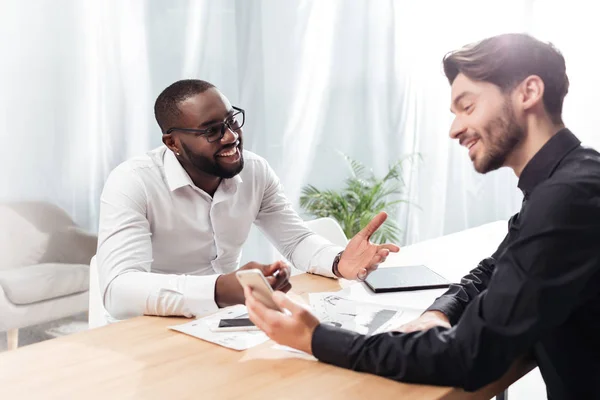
[1, 0, 598, 258]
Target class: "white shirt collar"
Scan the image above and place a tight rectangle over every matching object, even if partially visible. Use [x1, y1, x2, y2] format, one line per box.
[163, 147, 243, 193]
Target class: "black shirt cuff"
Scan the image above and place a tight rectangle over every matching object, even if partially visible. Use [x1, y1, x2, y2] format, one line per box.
[311, 323, 362, 369]
[425, 296, 463, 325]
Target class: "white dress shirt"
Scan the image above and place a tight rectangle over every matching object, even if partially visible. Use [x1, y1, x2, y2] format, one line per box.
[96, 146, 342, 321]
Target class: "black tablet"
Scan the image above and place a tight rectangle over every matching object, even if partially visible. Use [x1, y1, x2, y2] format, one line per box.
[364, 265, 451, 293]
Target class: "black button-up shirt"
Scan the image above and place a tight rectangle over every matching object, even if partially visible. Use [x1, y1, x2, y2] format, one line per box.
[312, 129, 600, 399]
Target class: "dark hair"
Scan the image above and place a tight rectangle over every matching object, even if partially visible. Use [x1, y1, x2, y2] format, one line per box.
[443, 33, 569, 124]
[154, 79, 216, 132]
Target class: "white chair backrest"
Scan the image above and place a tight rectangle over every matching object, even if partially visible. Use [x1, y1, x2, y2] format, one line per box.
[304, 217, 348, 247]
[0, 202, 97, 269]
[88, 256, 107, 329]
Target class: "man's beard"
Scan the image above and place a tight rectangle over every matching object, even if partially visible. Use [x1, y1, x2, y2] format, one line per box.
[475, 101, 525, 174]
[181, 141, 245, 179]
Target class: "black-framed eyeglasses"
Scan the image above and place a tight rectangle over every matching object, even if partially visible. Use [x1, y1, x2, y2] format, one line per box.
[166, 106, 245, 143]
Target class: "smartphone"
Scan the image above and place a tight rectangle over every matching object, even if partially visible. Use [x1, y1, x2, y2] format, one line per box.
[236, 269, 281, 311]
[209, 318, 259, 332]
[219, 318, 254, 328]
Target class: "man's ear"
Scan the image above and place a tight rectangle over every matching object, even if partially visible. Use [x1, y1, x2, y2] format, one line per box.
[162, 133, 179, 154]
[519, 75, 545, 112]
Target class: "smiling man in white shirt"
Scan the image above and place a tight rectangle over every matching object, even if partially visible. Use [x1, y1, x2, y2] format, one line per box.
[96, 79, 399, 322]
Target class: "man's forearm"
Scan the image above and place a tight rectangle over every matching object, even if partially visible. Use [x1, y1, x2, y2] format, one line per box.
[311, 323, 469, 388]
[104, 271, 220, 319]
[214, 273, 244, 308]
[290, 234, 343, 278]
[423, 310, 450, 322]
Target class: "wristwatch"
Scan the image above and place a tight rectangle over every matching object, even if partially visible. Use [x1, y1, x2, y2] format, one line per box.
[332, 251, 344, 278]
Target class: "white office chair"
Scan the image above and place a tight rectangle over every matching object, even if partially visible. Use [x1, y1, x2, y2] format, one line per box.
[304, 217, 348, 247]
[281, 217, 348, 276]
[88, 256, 106, 329]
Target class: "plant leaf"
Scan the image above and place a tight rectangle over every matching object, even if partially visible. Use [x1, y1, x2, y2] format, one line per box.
[300, 150, 420, 244]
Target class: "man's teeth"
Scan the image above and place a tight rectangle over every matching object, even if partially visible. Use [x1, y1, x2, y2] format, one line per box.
[467, 140, 477, 149]
[218, 148, 237, 156]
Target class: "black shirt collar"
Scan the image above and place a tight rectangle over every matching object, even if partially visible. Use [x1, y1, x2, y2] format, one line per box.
[517, 128, 581, 197]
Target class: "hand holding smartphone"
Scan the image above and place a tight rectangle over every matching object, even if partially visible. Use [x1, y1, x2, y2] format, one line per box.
[235, 269, 282, 311]
[211, 269, 283, 333]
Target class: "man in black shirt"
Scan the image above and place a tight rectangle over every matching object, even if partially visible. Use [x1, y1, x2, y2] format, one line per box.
[245, 33, 600, 399]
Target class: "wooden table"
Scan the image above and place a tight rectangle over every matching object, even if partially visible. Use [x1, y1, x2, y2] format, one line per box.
[0, 274, 532, 400]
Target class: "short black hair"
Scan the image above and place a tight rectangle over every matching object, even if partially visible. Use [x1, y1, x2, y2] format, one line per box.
[443, 33, 569, 124]
[154, 79, 216, 133]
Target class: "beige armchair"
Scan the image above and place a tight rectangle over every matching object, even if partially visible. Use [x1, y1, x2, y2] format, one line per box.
[0, 202, 96, 350]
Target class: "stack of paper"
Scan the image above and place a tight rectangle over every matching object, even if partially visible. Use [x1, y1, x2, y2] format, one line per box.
[309, 292, 406, 335]
[168, 305, 269, 351]
[169, 290, 418, 352]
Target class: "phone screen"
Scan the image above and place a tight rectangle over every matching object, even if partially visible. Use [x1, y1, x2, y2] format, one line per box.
[218, 318, 255, 328]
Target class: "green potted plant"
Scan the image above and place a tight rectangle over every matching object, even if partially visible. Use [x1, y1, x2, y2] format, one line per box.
[300, 152, 419, 244]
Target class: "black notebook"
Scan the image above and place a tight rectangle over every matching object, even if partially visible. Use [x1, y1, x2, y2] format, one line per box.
[364, 265, 451, 293]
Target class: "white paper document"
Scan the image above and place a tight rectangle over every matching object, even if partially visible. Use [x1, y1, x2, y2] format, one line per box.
[168, 305, 269, 351]
[170, 292, 411, 352]
[309, 292, 406, 335]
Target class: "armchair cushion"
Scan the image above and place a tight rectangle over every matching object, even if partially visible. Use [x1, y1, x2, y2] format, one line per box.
[0, 263, 89, 305]
[0, 205, 48, 270]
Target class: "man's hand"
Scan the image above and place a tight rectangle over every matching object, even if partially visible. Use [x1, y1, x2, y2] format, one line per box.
[392, 311, 451, 333]
[215, 261, 291, 308]
[337, 212, 401, 280]
[245, 287, 319, 354]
